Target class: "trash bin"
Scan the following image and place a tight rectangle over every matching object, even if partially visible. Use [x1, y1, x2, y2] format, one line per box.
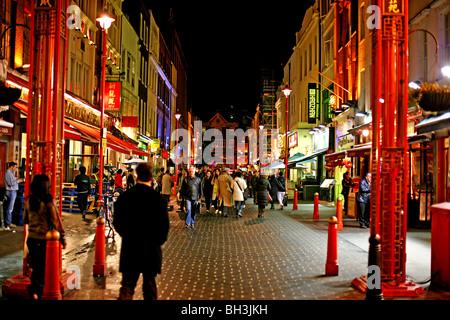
[431, 202, 450, 289]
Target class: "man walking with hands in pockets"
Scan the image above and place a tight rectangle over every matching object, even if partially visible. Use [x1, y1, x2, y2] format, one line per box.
[114, 163, 170, 300]
[180, 166, 202, 228]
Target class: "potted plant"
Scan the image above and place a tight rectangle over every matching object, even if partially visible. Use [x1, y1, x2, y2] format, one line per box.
[410, 83, 450, 112]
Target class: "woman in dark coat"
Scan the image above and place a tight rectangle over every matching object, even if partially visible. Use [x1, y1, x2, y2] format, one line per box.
[256, 175, 271, 218]
[268, 175, 278, 210]
[202, 170, 213, 213]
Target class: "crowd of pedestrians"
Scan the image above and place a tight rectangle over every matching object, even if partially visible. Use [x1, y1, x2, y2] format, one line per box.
[174, 165, 288, 220]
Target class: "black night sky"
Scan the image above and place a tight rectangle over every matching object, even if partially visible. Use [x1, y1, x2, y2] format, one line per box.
[149, 1, 315, 124]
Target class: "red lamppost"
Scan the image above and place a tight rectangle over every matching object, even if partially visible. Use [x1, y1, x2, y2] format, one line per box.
[282, 85, 292, 187]
[174, 113, 181, 195]
[258, 124, 264, 174]
[93, 11, 115, 277]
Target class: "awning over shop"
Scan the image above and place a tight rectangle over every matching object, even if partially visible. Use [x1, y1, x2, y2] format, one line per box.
[324, 150, 346, 162]
[65, 118, 147, 157]
[13, 101, 28, 114]
[288, 148, 328, 168]
[0, 119, 14, 128]
[416, 112, 450, 135]
[346, 145, 371, 158]
[288, 153, 305, 164]
[407, 134, 432, 144]
[64, 123, 82, 140]
[325, 144, 371, 165]
[261, 161, 285, 170]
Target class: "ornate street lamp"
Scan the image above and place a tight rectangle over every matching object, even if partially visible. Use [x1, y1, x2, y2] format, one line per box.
[174, 112, 181, 193]
[282, 85, 292, 185]
[93, 10, 115, 277]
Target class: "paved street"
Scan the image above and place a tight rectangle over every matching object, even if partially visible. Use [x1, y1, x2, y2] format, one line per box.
[1, 197, 450, 301]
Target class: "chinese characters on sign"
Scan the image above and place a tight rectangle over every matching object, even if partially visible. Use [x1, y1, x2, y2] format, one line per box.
[105, 82, 121, 112]
[289, 132, 298, 148]
[308, 83, 318, 124]
[383, 0, 403, 15]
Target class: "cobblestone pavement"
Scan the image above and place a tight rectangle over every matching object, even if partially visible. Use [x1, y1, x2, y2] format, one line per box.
[3, 196, 450, 301]
[156, 203, 367, 300]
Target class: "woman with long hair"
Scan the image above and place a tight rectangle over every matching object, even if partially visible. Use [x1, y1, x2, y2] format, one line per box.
[24, 174, 66, 300]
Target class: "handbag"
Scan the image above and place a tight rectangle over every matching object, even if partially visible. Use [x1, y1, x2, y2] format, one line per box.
[236, 180, 248, 201]
[283, 194, 288, 207]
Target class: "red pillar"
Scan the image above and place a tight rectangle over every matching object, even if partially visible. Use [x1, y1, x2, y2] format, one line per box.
[336, 196, 343, 231]
[43, 230, 62, 300]
[313, 192, 319, 220]
[293, 189, 298, 210]
[93, 217, 107, 276]
[325, 217, 339, 276]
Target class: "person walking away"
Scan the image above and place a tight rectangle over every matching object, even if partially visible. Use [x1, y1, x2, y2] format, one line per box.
[268, 175, 278, 210]
[341, 171, 355, 216]
[74, 166, 91, 219]
[90, 168, 100, 216]
[232, 171, 247, 217]
[256, 174, 271, 218]
[357, 172, 371, 228]
[250, 171, 259, 205]
[24, 174, 66, 300]
[246, 170, 253, 198]
[161, 169, 173, 204]
[3, 162, 23, 230]
[126, 168, 135, 190]
[275, 171, 286, 210]
[202, 170, 213, 214]
[217, 168, 233, 218]
[113, 163, 169, 300]
[180, 166, 202, 228]
[155, 168, 165, 193]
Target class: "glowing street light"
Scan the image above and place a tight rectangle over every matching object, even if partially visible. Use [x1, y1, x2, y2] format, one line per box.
[93, 10, 114, 278]
[282, 85, 292, 184]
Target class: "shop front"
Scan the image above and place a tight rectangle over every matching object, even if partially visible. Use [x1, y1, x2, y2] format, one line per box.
[415, 111, 450, 227]
[286, 129, 313, 195]
[289, 147, 328, 200]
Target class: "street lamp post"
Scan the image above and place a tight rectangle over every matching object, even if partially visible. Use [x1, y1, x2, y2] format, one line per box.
[282, 85, 292, 187]
[93, 11, 115, 277]
[174, 113, 181, 194]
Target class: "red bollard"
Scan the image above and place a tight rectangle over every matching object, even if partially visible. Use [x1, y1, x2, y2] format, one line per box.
[336, 196, 343, 231]
[293, 189, 298, 210]
[43, 230, 62, 300]
[93, 217, 107, 277]
[313, 192, 319, 220]
[325, 217, 339, 276]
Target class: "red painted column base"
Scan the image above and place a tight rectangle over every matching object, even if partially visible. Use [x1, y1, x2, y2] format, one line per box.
[352, 276, 424, 297]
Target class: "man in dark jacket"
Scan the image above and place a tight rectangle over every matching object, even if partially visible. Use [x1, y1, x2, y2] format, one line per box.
[180, 166, 202, 228]
[113, 163, 170, 300]
[357, 172, 371, 228]
[256, 175, 271, 218]
[74, 166, 91, 219]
